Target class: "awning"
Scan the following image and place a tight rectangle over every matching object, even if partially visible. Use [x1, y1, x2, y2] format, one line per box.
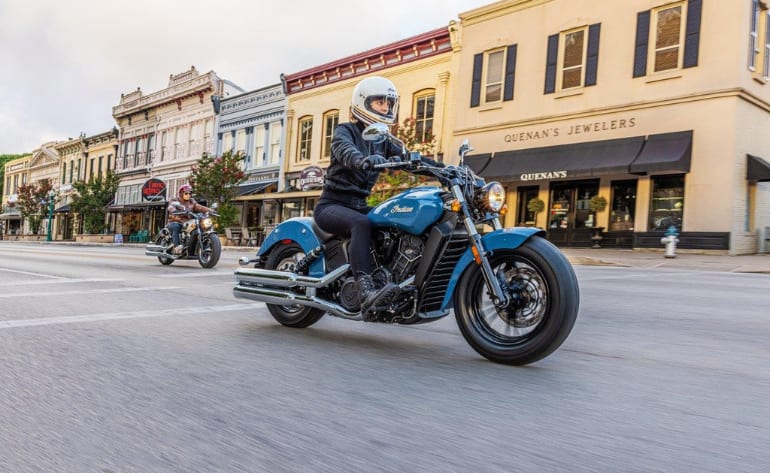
[480, 136, 646, 182]
[237, 180, 278, 196]
[464, 153, 493, 175]
[0, 212, 21, 220]
[747, 154, 770, 182]
[628, 130, 692, 175]
[108, 201, 167, 212]
[54, 204, 71, 213]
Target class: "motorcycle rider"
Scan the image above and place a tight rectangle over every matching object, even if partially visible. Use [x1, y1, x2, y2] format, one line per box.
[313, 76, 443, 316]
[166, 184, 210, 255]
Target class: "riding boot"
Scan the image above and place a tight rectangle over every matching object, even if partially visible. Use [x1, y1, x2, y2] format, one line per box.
[357, 272, 399, 317]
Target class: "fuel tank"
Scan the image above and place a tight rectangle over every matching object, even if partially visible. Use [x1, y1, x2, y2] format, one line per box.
[368, 186, 445, 235]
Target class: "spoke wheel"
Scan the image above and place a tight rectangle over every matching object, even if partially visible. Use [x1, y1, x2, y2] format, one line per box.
[198, 233, 222, 268]
[155, 234, 174, 265]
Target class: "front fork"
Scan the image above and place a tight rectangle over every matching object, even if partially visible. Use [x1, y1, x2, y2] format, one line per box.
[452, 184, 509, 309]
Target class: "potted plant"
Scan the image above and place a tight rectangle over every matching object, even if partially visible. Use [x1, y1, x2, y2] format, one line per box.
[526, 197, 545, 227]
[588, 195, 608, 248]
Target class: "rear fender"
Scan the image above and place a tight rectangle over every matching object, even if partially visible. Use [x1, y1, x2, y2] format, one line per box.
[257, 217, 325, 276]
[440, 227, 545, 310]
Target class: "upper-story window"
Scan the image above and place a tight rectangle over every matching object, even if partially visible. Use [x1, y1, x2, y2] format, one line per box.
[413, 91, 435, 144]
[470, 44, 518, 107]
[269, 121, 282, 165]
[254, 124, 266, 166]
[297, 116, 313, 162]
[545, 24, 601, 93]
[749, 0, 770, 79]
[633, 0, 702, 78]
[321, 111, 339, 160]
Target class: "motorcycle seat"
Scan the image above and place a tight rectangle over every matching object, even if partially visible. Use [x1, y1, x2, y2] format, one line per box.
[311, 220, 336, 243]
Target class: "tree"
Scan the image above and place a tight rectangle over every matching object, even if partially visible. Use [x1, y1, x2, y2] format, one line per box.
[367, 117, 436, 206]
[526, 197, 545, 226]
[17, 179, 54, 235]
[71, 172, 121, 234]
[189, 151, 247, 230]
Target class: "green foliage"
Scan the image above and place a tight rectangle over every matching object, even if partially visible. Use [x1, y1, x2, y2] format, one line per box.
[366, 117, 435, 206]
[17, 179, 54, 234]
[71, 172, 121, 234]
[589, 195, 608, 213]
[527, 197, 545, 214]
[189, 151, 247, 229]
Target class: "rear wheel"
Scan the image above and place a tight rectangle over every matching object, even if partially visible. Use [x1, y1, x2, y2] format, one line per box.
[454, 236, 579, 365]
[198, 233, 222, 268]
[264, 243, 325, 328]
[155, 233, 174, 265]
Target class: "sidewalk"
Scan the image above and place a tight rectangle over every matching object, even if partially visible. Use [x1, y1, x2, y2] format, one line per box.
[561, 247, 770, 273]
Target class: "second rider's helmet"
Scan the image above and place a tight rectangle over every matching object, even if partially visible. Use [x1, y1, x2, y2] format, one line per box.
[350, 76, 399, 126]
[179, 184, 193, 198]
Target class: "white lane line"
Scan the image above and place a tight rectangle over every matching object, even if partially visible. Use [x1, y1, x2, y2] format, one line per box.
[0, 278, 123, 287]
[0, 303, 263, 330]
[155, 271, 235, 278]
[0, 268, 66, 278]
[0, 286, 182, 299]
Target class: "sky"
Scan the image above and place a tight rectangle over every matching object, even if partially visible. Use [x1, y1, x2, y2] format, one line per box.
[0, 0, 493, 155]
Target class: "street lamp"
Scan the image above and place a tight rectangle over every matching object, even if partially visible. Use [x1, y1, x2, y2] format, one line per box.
[46, 189, 55, 242]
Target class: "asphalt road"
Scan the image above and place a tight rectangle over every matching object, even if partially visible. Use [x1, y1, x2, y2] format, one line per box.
[0, 242, 768, 473]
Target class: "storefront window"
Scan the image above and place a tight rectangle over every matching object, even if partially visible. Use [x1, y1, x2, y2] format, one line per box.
[649, 174, 684, 231]
[282, 199, 304, 220]
[609, 180, 637, 231]
[517, 187, 539, 226]
[262, 201, 278, 227]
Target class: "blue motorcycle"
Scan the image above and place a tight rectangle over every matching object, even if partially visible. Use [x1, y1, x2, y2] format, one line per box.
[233, 124, 579, 365]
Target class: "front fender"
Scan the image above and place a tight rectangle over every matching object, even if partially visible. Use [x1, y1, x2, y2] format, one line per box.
[440, 227, 545, 310]
[257, 217, 325, 276]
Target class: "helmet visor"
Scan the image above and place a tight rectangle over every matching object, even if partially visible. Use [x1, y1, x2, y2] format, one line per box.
[364, 95, 397, 120]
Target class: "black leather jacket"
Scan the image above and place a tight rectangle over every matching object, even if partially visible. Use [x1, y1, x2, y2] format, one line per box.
[321, 121, 403, 208]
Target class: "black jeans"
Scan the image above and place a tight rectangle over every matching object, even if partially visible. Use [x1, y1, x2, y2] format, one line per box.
[313, 201, 372, 276]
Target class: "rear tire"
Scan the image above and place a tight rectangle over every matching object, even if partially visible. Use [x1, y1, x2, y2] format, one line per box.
[454, 236, 579, 365]
[155, 233, 174, 265]
[264, 243, 325, 328]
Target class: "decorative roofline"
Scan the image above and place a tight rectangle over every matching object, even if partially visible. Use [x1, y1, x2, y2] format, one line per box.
[112, 69, 221, 118]
[281, 26, 451, 94]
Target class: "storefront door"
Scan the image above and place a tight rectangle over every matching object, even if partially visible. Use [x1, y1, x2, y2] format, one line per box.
[547, 180, 599, 247]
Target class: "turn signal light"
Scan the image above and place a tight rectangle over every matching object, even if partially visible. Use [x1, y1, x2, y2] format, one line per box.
[470, 244, 482, 264]
[450, 200, 462, 212]
[498, 204, 508, 217]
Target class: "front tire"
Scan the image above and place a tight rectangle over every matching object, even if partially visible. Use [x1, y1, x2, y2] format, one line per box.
[454, 236, 579, 365]
[198, 233, 222, 268]
[264, 243, 325, 328]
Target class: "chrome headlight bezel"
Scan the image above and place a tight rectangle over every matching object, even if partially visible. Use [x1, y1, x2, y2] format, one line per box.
[477, 181, 505, 212]
[200, 218, 213, 230]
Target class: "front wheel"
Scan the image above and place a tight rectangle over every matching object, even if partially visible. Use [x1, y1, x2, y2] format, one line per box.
[264, 243, 325, 328]
[454, 236, 579, 365]
[198, 233, 222, 268]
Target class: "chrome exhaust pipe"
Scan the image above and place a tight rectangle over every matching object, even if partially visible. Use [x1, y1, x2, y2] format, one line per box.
[233, 264, 349, 289]
[233, 284, 362, 320]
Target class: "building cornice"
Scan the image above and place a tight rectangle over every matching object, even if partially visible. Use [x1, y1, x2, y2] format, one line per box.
[113, 70, 220, 118]
[281, 26, 451, 94]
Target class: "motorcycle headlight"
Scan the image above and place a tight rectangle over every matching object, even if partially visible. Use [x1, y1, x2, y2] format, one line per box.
[200, 218, 213, 230]
[478, 182, 505, 212]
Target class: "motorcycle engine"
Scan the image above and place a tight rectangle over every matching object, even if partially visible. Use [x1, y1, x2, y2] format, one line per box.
[386, 234, 424, 283]
[183, 219, 197, 233]
[338, 276, 361, 311]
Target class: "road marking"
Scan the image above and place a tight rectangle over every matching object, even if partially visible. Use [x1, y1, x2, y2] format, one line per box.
[155, 271, 236, 278]
[0, 268, 66, 278]
[0, 303, 263, 330]
[0, 286, 183, 299]
[0, 278, 123, 287]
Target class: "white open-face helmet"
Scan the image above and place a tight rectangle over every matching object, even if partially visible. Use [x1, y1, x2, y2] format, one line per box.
[351, 76, 399, 126]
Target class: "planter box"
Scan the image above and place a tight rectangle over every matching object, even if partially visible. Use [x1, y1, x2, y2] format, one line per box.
[75, 234, 116, 244]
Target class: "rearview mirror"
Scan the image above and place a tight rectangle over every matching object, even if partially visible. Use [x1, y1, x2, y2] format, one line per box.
[362, 123, 390, 142]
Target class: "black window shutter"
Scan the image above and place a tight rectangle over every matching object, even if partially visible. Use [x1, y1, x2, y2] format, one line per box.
[683, 0, 702, 68]
[470, 53, 483, 108]
[585, 23, 601, 86]
[633, 10, 651, 77]
[544, 34, 559, 94]
[503, 44, 518, 101]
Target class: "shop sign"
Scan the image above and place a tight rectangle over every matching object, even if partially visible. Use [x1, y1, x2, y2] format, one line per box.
[299, 166, 325, 191]
[520, 171, 568, 181]
[141, 178, 166, 202]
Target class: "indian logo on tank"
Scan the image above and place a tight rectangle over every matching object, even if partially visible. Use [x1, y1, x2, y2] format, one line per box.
[390, 205, 414, 214]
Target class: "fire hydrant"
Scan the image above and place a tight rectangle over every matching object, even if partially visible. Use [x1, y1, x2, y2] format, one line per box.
[661, 225, 679, 258]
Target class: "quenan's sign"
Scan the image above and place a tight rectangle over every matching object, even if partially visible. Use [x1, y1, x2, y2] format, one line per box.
[142, 178, 167, 202]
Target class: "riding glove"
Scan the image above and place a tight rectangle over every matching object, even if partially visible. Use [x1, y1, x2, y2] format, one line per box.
[356, 154, 387, 170]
